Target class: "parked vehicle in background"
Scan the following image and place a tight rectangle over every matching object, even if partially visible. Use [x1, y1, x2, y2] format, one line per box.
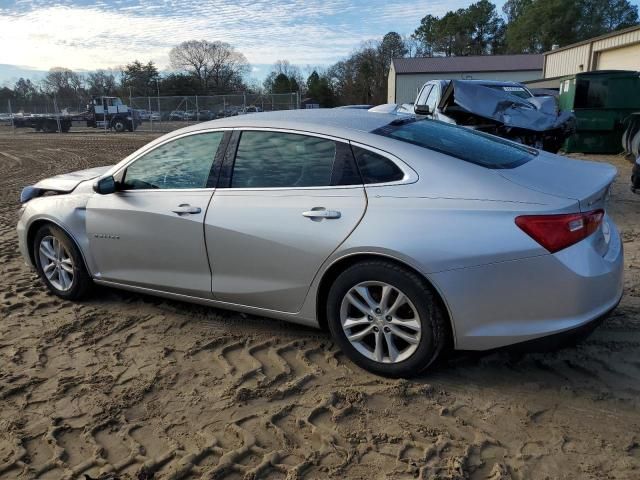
[413, 80, 575, 153]
[169, 111, 186, 121]
[12, 113, 72, 133]
[337, 105, 375, 110]
[0, 113, 12, 123]
[149, 111, 161, 121]
[17, 110, 622, 377]
[218, 107, 240, 118]
[135, 110, 151, 121]
[241, 106, 262, 114]
[85, 97, 140, 133]
[197, 110, 215, 121]
[184, 110, 197, 121]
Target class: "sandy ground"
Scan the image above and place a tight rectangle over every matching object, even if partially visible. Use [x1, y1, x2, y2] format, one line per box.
[0, 131, 639, 480]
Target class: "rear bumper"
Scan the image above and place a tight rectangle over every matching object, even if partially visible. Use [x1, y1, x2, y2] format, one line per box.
[431, 216, 624, 350]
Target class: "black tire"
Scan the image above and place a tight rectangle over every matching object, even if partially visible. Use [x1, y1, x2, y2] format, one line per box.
[112, 119, 126, 133]
[44, 120, 57, 133]
[33, 224, 92, 300]
[326, 260, 448, 377]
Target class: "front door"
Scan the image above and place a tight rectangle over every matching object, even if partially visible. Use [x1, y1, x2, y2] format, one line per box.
[86, 131, 226, 297]
[205, 129, 367, 313]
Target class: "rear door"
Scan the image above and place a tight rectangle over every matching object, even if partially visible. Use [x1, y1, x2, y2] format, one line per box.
[204, 129, 366, 313]
[86, 131, 228, 297]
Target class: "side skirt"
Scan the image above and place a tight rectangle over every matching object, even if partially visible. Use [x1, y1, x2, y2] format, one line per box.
[93, 279, 320, 329]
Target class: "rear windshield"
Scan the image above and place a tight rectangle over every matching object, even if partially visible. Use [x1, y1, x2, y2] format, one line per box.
[373, 119, 537, 169]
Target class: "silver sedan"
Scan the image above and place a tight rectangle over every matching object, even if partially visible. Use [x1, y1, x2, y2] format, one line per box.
[17, 110, 623, 377]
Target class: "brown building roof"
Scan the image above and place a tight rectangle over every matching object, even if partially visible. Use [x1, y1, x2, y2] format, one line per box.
[392, 54, 544, 74]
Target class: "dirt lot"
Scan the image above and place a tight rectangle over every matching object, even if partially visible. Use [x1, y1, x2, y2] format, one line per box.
[0, 131, 639, 480]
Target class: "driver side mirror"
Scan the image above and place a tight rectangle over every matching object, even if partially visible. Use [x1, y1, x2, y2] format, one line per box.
[93, 175, 117, 195]
[414, 104, 431, 115]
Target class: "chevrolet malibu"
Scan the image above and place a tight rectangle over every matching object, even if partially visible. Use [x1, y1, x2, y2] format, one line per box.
[17, 110, 623, 377]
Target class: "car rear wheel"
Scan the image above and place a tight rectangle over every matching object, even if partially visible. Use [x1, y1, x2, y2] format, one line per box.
[34, 224, 92, 300]
[326, 260, 447, 377]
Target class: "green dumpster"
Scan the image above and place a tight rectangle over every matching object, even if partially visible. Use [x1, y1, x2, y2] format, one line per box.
[558, 70, 640, 154]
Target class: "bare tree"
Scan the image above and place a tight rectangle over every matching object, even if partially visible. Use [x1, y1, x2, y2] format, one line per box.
[86, 70, 117, 96]
[42, 67, 84, 96]
[169, 40, 249, 93]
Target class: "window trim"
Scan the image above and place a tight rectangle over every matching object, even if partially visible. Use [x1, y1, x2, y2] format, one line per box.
[219, 127, 364, 191]
[112, 128, 233, 193]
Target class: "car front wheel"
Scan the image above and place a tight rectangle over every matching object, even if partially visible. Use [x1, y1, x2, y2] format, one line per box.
[34, 224, 92, 300]
[326, 260, 448, 377]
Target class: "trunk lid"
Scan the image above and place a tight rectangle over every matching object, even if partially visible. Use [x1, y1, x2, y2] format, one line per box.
[498, 152, 616, 212]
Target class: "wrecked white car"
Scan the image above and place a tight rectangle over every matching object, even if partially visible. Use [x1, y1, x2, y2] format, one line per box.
[410, 80, 575, 153]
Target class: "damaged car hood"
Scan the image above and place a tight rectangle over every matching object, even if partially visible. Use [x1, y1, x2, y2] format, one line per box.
[33, 166, 112, 192]
[441, 80, 574, 132]
[20, 166, 112, 203]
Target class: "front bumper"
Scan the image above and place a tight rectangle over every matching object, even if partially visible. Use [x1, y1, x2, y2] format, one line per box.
[17, 211, 34, 268]
[432, 216, 624, 351]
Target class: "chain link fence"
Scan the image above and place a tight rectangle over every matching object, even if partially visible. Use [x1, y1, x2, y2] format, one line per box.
[2, 92, 300, 135]
[128, 93, 300, 133]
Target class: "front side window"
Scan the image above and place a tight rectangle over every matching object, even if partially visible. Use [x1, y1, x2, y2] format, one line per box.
[231, 131, 337, 188]
[123, 132, 224, 189]
[373, 119, 536, 169]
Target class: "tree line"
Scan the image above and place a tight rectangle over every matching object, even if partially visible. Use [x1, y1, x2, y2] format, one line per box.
[1, 0, 637, 111]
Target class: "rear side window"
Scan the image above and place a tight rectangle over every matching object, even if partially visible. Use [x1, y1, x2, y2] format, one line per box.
[232, 131, 336, 188]
[352, 147, 404, 184]
[373, 119, 536, 169]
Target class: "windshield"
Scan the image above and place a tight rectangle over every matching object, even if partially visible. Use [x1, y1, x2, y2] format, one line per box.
[373, 119, 537, 169]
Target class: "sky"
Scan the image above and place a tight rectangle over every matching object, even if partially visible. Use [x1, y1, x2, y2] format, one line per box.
[0, 0, 514, 85]
[0, 0, 637, 86]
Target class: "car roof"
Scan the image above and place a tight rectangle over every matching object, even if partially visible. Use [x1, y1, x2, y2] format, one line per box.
[177, 109, 399, 138]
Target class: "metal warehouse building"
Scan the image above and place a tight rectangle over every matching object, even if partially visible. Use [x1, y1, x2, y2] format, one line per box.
[388, 54, 543, 104]
[542, 25, 640, 85]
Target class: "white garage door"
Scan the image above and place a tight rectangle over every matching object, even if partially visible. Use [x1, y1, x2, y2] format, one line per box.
[597, 44, 640, 71]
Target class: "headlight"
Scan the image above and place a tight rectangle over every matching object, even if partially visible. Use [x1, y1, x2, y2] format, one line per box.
[20, 186, 40, 203]
[126, 116, 132, 120]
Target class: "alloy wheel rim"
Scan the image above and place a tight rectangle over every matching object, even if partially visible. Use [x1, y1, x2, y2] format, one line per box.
[38, 235, 74, 292]
[340, 281, 421, 364]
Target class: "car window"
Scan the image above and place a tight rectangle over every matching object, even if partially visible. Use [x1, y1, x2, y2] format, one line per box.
[352, 146, 404, 184]
[231, 131, 337, 188]
[373, 118, 536, 169]
[425, 86, 439, 111]
[416, 85, 432, 106]
[123, 132, 224, 190]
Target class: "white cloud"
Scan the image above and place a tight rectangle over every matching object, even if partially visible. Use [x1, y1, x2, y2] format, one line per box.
[0, 0, 509, 74]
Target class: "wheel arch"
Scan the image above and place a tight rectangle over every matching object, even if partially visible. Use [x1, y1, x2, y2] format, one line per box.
[26, 218, 90, 274]
[315, 252, 456, 348]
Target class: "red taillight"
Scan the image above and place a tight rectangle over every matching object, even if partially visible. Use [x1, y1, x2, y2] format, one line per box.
[515, 209, 604, 253]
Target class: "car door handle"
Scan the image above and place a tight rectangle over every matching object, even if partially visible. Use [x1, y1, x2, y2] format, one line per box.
[172, 204, 202, 215]
[302, 208, 341, 220]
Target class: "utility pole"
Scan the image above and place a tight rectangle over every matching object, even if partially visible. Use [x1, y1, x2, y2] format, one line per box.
[156, 79, 161, 126]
